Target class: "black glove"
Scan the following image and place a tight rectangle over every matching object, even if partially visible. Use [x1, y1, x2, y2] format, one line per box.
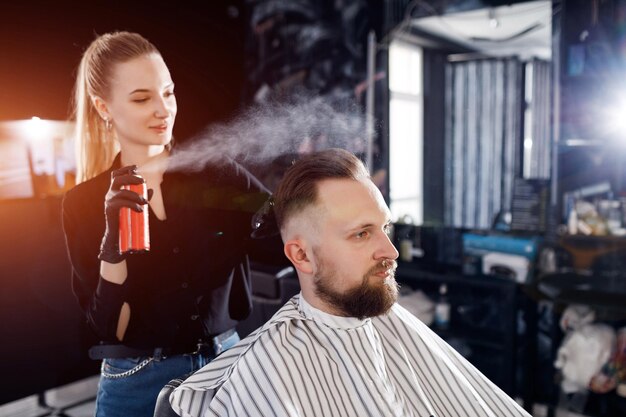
[98, 165, 149, 264]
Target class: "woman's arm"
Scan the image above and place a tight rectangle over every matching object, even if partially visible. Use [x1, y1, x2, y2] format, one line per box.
[62, 169, 144, 342]
[62, 195, 129, 341]
[100, 261, 130, 341]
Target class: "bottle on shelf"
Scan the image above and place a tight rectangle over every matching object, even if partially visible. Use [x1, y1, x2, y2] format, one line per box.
[400, 238, 413, 262]
[434, 283, 451, 330]
[567, 206, 578, 235]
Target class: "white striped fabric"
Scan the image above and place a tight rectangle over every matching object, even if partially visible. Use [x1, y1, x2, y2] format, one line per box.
[170, 294, 531, 417]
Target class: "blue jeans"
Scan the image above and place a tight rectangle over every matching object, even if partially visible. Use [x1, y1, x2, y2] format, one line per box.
[95, 331, 240, 417]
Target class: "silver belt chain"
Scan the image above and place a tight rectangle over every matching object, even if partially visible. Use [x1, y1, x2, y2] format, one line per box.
[101, 358, 153, 379]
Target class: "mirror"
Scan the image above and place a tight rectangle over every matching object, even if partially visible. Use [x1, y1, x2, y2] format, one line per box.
[387, 0, 553, 231]
[557, 0, 626, 233]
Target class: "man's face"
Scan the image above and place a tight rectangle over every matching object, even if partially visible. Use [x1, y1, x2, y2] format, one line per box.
[309, 178, 399, 319]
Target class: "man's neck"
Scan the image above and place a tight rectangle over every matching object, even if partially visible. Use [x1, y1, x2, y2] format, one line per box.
[300, 287, 346, 317]
[297, 293, 368, 330]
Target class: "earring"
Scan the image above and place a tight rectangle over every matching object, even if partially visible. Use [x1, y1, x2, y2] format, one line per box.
[104, 117, 112, 131]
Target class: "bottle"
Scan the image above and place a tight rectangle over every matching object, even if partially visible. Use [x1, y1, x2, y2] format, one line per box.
[119, 180, 150, 254]
[434, 284, 451, 330]
[567, 207, 578, 235]
[400, 239, 413, 262]
[607, 200, 622, 234]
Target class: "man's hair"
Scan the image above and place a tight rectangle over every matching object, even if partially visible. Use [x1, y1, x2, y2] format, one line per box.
[273, 148, 369, 231]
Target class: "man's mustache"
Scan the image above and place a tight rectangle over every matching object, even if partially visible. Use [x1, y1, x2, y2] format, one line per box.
[366, 260, 398, 277]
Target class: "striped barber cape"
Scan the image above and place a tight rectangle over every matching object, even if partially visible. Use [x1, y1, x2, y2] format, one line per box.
[170, 293, 531, 417]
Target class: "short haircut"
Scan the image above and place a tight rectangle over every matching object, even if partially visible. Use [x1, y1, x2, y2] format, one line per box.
[273, 148, 369, 231]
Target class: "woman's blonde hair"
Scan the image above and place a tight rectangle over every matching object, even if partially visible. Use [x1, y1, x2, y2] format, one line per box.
[72, 31, 159, 182]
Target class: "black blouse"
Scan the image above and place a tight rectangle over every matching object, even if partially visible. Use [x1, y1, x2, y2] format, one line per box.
[62, 154, 272, 351]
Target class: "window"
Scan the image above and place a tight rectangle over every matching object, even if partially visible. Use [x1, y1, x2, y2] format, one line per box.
[389, 41, 423, 224]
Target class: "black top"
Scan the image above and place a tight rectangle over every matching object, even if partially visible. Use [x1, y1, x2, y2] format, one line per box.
[62, 153, 271, 351]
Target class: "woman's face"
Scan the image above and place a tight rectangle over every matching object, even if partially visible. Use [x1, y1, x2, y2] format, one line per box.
[103, 53, 177, 149]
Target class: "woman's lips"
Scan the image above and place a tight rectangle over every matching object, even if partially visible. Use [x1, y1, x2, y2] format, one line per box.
[150, 124, 168, 133]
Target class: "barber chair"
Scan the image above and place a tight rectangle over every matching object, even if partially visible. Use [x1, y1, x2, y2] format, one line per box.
[237, 263, 299, 337]
[153, 263, 299, 417]
[154, 375, 189, 417]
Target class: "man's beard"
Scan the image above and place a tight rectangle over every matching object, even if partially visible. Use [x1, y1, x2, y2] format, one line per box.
[313, 253, 399, 320]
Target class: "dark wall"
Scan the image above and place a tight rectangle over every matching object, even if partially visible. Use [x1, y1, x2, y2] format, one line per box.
[243, 0, 384, 101]
[0, 1, 246, 141]
[0, 197, 99, 404]
[239, 0, 388, 193]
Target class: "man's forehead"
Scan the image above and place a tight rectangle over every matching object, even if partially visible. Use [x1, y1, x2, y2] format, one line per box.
[316, 178, 390, 225]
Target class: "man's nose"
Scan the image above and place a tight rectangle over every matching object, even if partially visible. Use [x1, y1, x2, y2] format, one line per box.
[375, 231, 399, 261]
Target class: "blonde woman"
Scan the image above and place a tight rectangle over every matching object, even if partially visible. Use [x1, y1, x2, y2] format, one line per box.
[62, 32, 270, 417]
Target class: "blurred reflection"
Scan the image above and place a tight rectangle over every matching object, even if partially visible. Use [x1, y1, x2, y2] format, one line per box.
[0, 119, 75, 199]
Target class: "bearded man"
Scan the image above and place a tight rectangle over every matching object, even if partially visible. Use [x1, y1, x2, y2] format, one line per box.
[169, 149, 530, 417]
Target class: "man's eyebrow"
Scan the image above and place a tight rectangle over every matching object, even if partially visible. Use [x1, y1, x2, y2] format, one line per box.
[346, 219, 393, 231]
[345, 223, 374, 233]
[346, 223, 374, 231]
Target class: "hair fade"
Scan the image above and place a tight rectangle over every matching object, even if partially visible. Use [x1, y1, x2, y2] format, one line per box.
[273, 148, 369, 231]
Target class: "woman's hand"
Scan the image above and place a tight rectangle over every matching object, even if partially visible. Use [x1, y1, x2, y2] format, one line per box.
[98, 166, 148, 264]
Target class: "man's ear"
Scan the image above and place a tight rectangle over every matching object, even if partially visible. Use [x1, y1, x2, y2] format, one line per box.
[91, 95, 110, 121]
[284, 238, 314, 275]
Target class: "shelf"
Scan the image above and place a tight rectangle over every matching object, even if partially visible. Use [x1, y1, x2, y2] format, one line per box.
[394, 261, 528, 402]
[535, 272, 626, 316]
[396, 262, 518, 350]
[557, 235, 626, 270]
[396, 261, 518, 289]
[560, 234, 626, 244]
[431, 325, 507, 350]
